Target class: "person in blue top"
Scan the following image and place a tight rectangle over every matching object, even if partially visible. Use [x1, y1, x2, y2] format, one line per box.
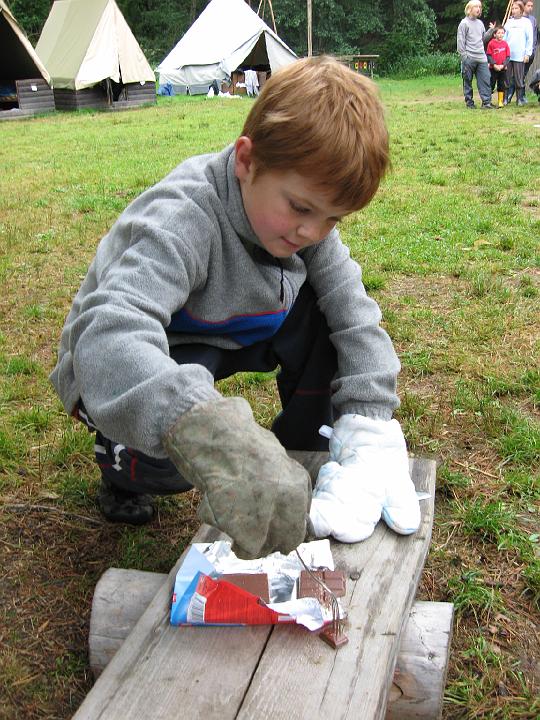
[504, 0, 533, 104]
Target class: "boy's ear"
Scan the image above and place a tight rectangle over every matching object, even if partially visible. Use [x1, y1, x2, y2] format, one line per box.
[234, 136, 254, 181]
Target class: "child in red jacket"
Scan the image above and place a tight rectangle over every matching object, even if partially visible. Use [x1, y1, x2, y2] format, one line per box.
[486, 26, 511, 106]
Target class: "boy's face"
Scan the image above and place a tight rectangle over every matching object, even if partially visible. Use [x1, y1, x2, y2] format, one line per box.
[524, 0, 533, 14]
[495, 27, 505, 39]
[235, 138, 352, 258]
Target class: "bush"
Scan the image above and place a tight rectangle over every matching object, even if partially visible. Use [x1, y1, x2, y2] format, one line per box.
[384, 52, 461, 78]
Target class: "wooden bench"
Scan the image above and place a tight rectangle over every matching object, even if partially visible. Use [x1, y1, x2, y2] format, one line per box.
[74, 455, 451, 720]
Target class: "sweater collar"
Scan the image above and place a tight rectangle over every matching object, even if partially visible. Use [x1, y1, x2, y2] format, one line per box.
[221, 144, 266, 251]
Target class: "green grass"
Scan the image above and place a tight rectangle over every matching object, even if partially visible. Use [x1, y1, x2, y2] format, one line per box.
[0, 76, 539, 719]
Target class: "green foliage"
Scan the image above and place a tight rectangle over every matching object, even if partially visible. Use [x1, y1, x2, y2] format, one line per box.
[9, 0, 52, 41]
[382, 0, 437, 67]
[385, 51, 460, 78]
[10, 0, 439, 69]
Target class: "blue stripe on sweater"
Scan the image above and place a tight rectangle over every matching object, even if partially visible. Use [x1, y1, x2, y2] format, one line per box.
[167, 307, 288, 346]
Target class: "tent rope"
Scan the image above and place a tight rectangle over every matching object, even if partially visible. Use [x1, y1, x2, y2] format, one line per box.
[502, 0, 513, 25]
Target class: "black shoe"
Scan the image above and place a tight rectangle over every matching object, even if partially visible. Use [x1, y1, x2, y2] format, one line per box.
[466, 103, 476, 109]
[481, 102, 496, 109]
[98, 478, 154, 525]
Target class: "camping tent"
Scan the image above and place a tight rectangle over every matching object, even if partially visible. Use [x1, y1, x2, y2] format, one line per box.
[36, 0, 155, 109]
[0, 0, 54, 116]
[157, 0, 296, 89]
[0, 0, 50, 84]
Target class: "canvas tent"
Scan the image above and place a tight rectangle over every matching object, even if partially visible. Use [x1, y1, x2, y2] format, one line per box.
[0, 0, 54, 117]
[35, 0, 156, 110]
[157, 0, 296, 91]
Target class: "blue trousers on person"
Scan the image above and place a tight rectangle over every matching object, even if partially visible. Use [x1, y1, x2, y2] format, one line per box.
[461, 58, 492, 107]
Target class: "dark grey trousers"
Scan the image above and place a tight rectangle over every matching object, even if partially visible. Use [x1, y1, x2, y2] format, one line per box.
[461, 58, 492, 106]
[506, 60, 526, 102]
[80, 283, 337, 496]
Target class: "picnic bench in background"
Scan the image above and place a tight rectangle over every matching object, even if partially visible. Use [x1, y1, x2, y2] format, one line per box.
[74, 454, 452, 720]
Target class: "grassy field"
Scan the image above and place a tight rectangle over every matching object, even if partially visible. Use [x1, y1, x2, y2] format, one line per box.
[0, 75, 539, 719]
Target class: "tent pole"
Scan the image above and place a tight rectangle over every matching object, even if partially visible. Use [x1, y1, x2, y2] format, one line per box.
[307, 0, 312, 56]
[267, 0, 277, 33]
[502, 0, 513, 25]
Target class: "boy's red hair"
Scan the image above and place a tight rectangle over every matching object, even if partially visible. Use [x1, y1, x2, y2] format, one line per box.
[241, 56, 389, 211]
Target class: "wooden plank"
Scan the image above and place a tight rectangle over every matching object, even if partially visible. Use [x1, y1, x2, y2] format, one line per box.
[89, 571, 452, 720]
[237, 457, 435, 720]
[73, 524, 273, 720]
[17, 87, 53, 98]
[74, 455, 435, 720]
[15, 78, 54, 112]
[387, 600, 453, 720]
[18, 99, 55, 111]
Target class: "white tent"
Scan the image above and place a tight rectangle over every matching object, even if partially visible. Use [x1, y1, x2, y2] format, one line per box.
[157, 0, 296, 88]
[0, 0, 50, 84]
[35, 0, 155, 90]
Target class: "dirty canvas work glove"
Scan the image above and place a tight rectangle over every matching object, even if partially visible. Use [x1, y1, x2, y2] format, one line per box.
[309, 415, 420, 543]
[163, 397, 312, 560]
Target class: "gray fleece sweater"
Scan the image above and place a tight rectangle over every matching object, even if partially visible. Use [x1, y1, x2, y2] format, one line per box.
[457, 17, 492, 61]
[51, 145, 400, 458]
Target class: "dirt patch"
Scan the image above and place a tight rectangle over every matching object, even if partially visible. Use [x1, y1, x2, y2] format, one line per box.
[0, 491, 200, 719]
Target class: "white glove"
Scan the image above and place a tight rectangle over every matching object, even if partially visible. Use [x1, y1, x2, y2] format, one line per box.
[309, 415, 421, 543]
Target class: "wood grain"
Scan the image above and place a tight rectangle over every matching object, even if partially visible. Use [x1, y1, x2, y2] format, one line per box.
[74, 455, 436, 720]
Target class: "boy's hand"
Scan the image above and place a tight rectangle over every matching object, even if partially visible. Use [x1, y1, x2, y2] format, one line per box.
[309, 415, 420, 542]
[163, 397, 311, 559]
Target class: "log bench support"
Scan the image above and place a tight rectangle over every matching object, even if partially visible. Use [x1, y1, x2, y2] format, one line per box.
[90, 568, 453, 720]
[76, 456, 450, 720]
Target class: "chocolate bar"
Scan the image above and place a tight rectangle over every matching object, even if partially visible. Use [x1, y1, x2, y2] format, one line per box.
[297, 570, 346, 603]
[319, 625, 349, 649]
[221, 573, 270, 603]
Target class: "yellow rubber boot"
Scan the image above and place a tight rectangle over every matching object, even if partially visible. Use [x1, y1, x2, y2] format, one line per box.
[498, 91, 504, 108]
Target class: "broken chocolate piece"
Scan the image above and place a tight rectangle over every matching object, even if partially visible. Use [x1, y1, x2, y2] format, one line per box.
[221, 573, 270, 603]
[319, 625, 349, 649]
[297, 570, 346, 603]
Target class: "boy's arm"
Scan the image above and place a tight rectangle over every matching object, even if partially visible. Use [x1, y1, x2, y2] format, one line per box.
[63, 189, 312, 559]
[66, 199, 221, 459]
[302, 232, 420, 543]
[301, 231, 400, 420]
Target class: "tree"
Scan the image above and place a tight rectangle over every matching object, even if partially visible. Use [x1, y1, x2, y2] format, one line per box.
[384, 0, 437, 61]
[9, 0, 53, 43]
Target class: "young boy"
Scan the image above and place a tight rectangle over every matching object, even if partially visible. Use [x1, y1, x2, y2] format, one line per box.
[51, 56, 420, 560]
[504, 1, 533, 104]
[457, 0, 496, 109]
[486, 25, 511, 106]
